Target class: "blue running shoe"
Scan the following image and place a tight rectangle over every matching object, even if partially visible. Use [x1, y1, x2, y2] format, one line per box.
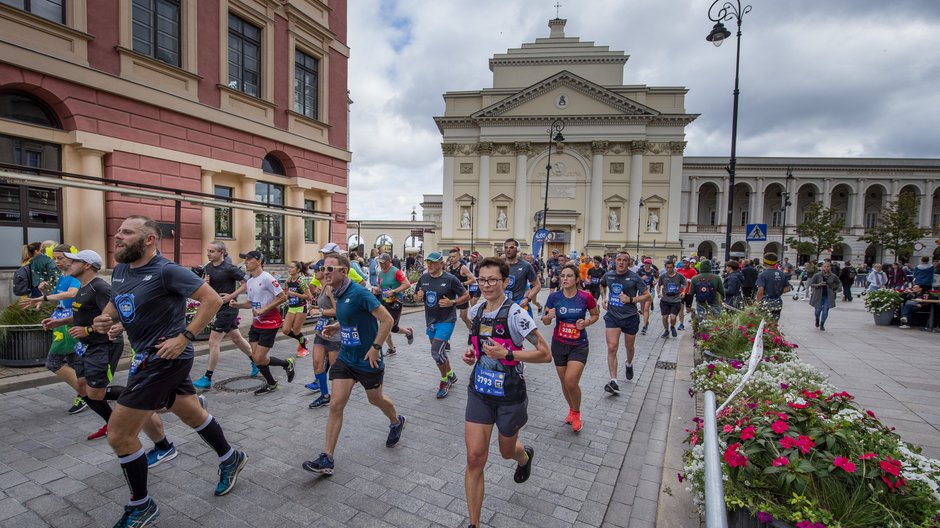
[113, 497, 159, 528]
[436, 380, 450, 399]
[146, 443, 178, 468]
[308, 394, 331, 409]
[302, 452, 334, 475]
[304, 381, 321, 393]
[386, 415, 406, 447]
[193, 376, 212, 390]
[215, 450, 248, 496]
[249, 362, 260, 378]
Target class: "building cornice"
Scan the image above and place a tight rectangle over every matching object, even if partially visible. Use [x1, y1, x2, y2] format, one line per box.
[434, 113, 697, 132]
[488, 56, 629, 69]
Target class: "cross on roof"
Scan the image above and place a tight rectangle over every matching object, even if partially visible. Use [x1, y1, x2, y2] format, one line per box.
[554, 2, 562, 18]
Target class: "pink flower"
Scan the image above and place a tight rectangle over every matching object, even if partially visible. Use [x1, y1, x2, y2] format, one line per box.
[723, 424, 734, 433]
[780, 383, 789, 390]
[723, 443, 748, 468]
[796, 435, 817, 454]
[833, 456, 856, 473]
[880, 457, 902, 477]
[772, 456, 789, 467]
[780, 436, 798, 450]
[787, 401, 809, 410]
[865, 409, 877, 418]
[776, 412, 789, 420]
[756, 512, 774, 523]
[740, 426, 755, 441]
[859, 453, 878, 460]
[771, 420, 789, 434]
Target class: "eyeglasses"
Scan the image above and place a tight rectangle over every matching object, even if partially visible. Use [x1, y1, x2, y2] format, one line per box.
[503, 245, 517, 250]
[477, 278, 504, 286]
[324, 266, 346, 273]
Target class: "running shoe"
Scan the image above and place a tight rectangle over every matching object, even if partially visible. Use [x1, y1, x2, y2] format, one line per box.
[113, 497, 159, 528]
[296, 342, 304, 353]
[447, 371, 458, 384]
[386, 415, 406, 447]
[641, 324, 648, 335]
[671, 326, 678, 338]
[436, 380, 450, 399]
[406, 328, 414, 345]
[513, 446, 534, 483]
[305, 381, 321, 393]
[308, 394, 331, 408]
[604, 380, 621, 395]
[214, 450, 248, 496]
[297, 347, 309, 358]
[87, 424, 108, 440]
[565, 409, 576, 424]
[660, 330, 669, 339]
[193, 376, 212, 390]
[254, 383, 278, 395]
[197, 394, 207, 411]
[677, 323, 685, 331]
[285, 358, 296, 383]
[386, 348, 397, 356]
[571, 413, 583, 433]
[249, 362, 260, 378]
[625, 364, 634, 381]
[302, 452, 334, 475]
[68, 396, 88, 415]
[146, 443, 178, 468]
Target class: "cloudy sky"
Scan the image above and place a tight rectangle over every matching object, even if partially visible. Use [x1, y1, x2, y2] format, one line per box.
[346, 0, 940, 220]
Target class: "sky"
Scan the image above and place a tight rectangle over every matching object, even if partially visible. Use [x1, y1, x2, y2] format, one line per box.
[346, 0, 940, 220]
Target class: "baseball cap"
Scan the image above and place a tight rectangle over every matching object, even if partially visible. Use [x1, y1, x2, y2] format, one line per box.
[63, 249, 102, 270]
[425, 251, 444, 262]
[239, 250, 265, 263]
[643, 258, 652, 264]
[319, 242, 344, 254]
[377, 253, 391, 262]
[471, 251, 481, 257]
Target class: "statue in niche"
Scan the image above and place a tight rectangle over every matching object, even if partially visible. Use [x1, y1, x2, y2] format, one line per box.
[608, 209, 620, 231]
[496, 209, 508, 230]
[460, 209, 471, 229]
[647, 211, 660, 232]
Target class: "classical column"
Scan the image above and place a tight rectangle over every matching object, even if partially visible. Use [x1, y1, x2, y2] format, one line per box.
[785, 179, 798, 227]
[239, 178, 257, 255]
[514, 142, 530, 240]
[441, 143, 456, 239]
[478, 142, 492, 237]
[753, 177, 765, 225]
[626, 141, 646, 244]
[921, 180, 936, 229]
[890, 178, 899, 200]
[590, 141, 607, 242]
[822, 178, 832, 208]
[716, 178, 726, 227]
[688, 176, 700, 230]
[201, 170, 215, 251]
[285, 186, 305, 263]
[852, 179, 865, 228]
[74, 148, 108, 264]
[667, 141, 685, 243]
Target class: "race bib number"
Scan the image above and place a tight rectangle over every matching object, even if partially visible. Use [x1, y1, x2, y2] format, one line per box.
[74, 341, 88, 357]
[250, 301, 262, 310]
[609, 284, 624, 307]
[468, 284, 479, 293]
[666, 282, 680, 295]
[340, 326, 361, 346]
[51, 307, 72, 320]
[315, 318, 327, 333]
[381, 289, 394, 303]
[474, 366, 505, 397]
[591, 277, 600, 285]
[558, 321, 581, 340]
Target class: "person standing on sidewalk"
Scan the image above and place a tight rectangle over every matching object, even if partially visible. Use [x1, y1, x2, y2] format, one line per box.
[414, 251, 468, 399]
[302, 254, 405, 476]
[599, 251, 651, 393]
[809, 261, 842, 331]
[838, 260, 857, 302]
[866, 263, 888, 293]
[373, 253, 414, 355]
[723, 260, 745, 310]
[741, 259, 758, 302]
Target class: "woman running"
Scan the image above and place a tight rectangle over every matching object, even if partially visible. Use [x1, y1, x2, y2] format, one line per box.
[541, 263, 599, 433]
[282, 260, 312, 357]
[307, 264, 340, 408]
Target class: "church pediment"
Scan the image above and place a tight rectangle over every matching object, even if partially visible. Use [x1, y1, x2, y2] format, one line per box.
[492, 193, 514, 203]
[604, 194, 627, 204]
[471, 71, 659, 119]
[644, 194, 667, 204]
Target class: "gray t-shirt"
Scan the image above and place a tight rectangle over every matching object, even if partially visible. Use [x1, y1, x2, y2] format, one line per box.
[601, 270, 648, 320]
[756, 269, 789, 299]
[659, 272, 687, 304]
[505, 260, 537, 302]
[417, 271, 466, 325]
[315, 286, 340, 342]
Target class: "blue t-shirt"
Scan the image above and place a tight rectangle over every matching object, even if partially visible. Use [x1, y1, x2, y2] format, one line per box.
[506, 260, 537, 301]
[334, 281, 383, 372]
[111, 255, 205, 361]
[53, 275, 80, 310]
[545, 290, 596, 345]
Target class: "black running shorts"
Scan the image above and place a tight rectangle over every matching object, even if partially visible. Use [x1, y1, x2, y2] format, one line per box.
[660, 301, 681, 316]
[329, 358, 384, 390]
[550, 341, 589, 366]
[211, 307, 240, 333]
[75, 341, 123, 389]
[118, 356, 196, 411]
[248, 326, 278, 348]
[465, 388, 528, 438]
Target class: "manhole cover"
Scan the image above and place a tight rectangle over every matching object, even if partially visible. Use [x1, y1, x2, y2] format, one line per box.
[214, 376, 267, 393]
[655, 361, 677, 370]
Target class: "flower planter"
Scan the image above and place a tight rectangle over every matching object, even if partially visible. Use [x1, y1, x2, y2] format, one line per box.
[0, 327, 53, 367]
[872, 311, 895, 326]
[728, 509, 792, 528]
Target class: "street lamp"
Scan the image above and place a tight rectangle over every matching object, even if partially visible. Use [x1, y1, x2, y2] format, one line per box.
[707, 0, 752, 263]
[540, 119, 566, 267]
[469, 196, 476, 253]
[636, 198, 645, 256]
[781, 168, 794, 261]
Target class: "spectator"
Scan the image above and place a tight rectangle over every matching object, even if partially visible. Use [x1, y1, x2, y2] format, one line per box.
[866, 263, 888, 292]
[740, 259, 758, 301]
[690, 260, 724, 319]
[913, 256, 935, 290]
[899, 284, 926, 329]
[723, 260, 745, 309]
[838, 260, 857, 302]
[885, 262, 906, 290]
[808, 261, 841, 331]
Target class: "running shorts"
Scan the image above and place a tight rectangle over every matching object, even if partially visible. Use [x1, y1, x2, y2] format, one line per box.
[551, 341, 589, 366]
[248, 326, 278, 348]
[329, 358, 384, 390]
[465, 388, 528, 438]
[603, 314, 640, 335]
[118, 356, 196, 411]
[75, 341, 123, 389]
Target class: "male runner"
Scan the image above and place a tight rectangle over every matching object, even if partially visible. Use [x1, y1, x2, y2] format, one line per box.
[93, 216, 246, 527]
[547, 249, 562, 292]
[463, 257, 551, 528]
[636, 258, 658, 335]
[657, 260, 686, 338]
[302, 254, 406, 475]
[193, 241, 256, 390]
[414, 252, 468, 398]
[599, 251, 651, 393]
[229, 250, 294, 395]
[466, 251, 483, 307]
[584, 256, 605, 300]
[373, 253, 414, 354]
[446, 248, 477, 329]
[676, 257, 698, 330]
[502, 238, 540, 315]
[756, 252, 792, 319]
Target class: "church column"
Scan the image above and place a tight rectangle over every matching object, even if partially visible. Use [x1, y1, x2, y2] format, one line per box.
[688, 176, 699, 229]
[822, 178, 832, 208]
[852, 179, 865, 228]
[890, 178, 899, 200]
[514, 142, 530, 240]
[590, 141, 607, 242]
[921, 180, 936, 229]
[441, 144, 456, 239]
[753, 177, 764, 225]
[667, 141, 685, 243]
[626, 141, 646, 244]
[478, 142, 492, 237]
[239, 178, 257, 255]
[285, 186, 305, 263]
[75, 148, 108, 263]
[201, 170, 216, 251]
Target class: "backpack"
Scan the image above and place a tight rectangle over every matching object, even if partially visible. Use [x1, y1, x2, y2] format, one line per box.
[12, 263, 33, 296]
[695, 277, 716, 303]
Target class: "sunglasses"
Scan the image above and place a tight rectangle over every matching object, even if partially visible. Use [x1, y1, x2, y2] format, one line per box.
[503, 245, 517, 250]
[324, 266, 346, 273]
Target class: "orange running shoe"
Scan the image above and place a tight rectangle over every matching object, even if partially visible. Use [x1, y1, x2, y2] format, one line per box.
[87, 424, 108, 440]
[565, 409, 576, 424]
[297, 347, 309, 358]
[571, 412, 583, 433]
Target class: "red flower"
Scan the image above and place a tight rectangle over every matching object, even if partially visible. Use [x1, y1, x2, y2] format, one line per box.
[880, 457, 902, 477]
[772, 456, 789, 467]
[740, 426, 755, 440]
[787, 401, 809, 409]
[780, 436, 798, 450]
[865, 409, 877, 418]
[723, 424, 734, 433]
[859, 453, 878, 460]
[723, 443, 748, 468]
[795, 435, 816, 454]
[833, 456, 856, 473]
[801, 389, 822, 399]
[771, 420, 789, 434]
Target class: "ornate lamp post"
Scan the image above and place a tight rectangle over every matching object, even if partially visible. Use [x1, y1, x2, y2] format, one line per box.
[707, 0, 752, 263]
[469, 196, 476, 253]
[540, 119, 565, 268]
[636, 198, 645, 256]
[781, 168, 794, 260]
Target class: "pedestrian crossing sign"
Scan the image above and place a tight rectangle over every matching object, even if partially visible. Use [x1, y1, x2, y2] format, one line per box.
[745, 223, 767, 241]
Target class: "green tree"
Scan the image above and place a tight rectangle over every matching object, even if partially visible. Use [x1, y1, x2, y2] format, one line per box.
[859, 192, 927, 263]
[785, 202, 844, 262]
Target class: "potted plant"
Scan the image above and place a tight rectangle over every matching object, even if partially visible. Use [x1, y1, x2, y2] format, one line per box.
[863, 289, 902, 326]
[0, 302, 55, 367]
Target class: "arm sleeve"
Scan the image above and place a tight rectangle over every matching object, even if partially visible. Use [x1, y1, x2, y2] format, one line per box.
[163, 263, 207, 298]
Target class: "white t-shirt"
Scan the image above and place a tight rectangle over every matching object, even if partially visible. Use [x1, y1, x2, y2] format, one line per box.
[468, 299, 536, 346]
[246, 271, 284, 328]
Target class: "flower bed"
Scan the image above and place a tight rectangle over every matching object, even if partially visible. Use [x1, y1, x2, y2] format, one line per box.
[682, 307, 940, 527]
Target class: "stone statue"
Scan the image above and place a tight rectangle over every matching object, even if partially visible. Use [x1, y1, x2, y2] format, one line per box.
[647, 211, 659, 232]
[496, 209, 508, 230]
[608, 209, 620, 231]
[460, 209, 471, 229]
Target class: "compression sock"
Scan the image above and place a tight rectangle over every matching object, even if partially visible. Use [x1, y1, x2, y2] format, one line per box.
[118, 448, 149, 502]
[194, 415, 233, 459]
[258, 365, 276, 385]
[204, 370, 214, 380]
[85, 398, 112, 423]
[267, 356, 287, 368]
[154, 437, 171, 451]
[315, 371, 329, 397]
[104, 386, 124, 401]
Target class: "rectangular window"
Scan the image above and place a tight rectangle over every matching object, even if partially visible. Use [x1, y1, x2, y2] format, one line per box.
[214, 185, 233, 238]
[0, 134, 61, 267]
[709, 211, 716, 226]
[1, 0, 65, 24]
[255, 182, 284, 264]
[739, 210, 748, 226]
[132, 0, 181, 67]
[294, 50, 319, 118]
[771, 211, 782, 227]
[304, 199, 317, 242]
[865, 212, 878, 229]
[227, 13, 261, 97]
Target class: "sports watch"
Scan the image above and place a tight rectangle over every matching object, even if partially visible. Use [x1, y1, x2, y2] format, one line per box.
[505, 350, 515, 362]
[182, 330, 197, 342]
[371, 343, 382, 351]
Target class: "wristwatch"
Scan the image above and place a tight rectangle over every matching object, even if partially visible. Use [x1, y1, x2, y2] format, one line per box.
[371, 343, 382, 351]
[505, 350, 515, 362]
[182, 330, 197, 342]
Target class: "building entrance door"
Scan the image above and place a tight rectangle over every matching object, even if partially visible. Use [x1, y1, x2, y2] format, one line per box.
[255, 214, 283, 264]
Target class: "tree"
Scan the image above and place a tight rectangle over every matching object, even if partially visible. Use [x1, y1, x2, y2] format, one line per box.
[786, 202, 844, 262]
[859, 192, 927, 263]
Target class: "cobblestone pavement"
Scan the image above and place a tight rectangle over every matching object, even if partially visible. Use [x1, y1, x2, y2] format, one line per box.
[0, 297, 683, 528]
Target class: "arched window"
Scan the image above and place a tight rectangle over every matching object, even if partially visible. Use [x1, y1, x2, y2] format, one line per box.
[0, 91, 61, 128]
[262, 153, 285, 175]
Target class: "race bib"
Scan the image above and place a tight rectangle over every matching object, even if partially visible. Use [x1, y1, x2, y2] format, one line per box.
[74, 341, 88, 357]
[340, 325, 361, 346]
[591, 277, 600, 285]
[128, 348, 145, 375]
[558, 321, 581, 340]
[474, 365, 505, 397]
[609, 284, 624, 307]
[315, 318, 327, 333]
[51, 307, 72, 320]
[381, 289, 394, 303]
[468, 284, 479, 293]
[666, 282, 680, 295]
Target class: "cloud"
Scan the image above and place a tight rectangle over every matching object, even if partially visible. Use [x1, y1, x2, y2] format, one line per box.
[346, 0, 940, 219]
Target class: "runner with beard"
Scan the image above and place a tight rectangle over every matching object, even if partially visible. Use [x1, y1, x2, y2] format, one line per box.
[414, 252, 467, 398]
[501, 239, 540, 316]
[599, 251, 651, 393]
[446, 248, 476, 329]
[93, 216, 246, 527]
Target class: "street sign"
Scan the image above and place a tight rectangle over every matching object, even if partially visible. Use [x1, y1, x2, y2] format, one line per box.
[745, 223, 767, 242]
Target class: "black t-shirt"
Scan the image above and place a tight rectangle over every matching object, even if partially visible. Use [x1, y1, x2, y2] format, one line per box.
[587, 267, 606, 287]
[72, 277, 118, 345]
[505, 260, 537, 301]
[205, 260, 247, 313]
[111, 255, 205, 360]
[417, 271, 467, 325]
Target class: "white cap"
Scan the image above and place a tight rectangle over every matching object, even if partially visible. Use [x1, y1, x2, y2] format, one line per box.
[63, 249, 103, 270]
[319, 242, 345, 254]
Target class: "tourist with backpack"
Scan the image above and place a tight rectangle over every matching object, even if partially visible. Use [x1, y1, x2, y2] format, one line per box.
[690, 260, 724, 319]
[723, 260, 745, 309]
[740, 259, 758, 302]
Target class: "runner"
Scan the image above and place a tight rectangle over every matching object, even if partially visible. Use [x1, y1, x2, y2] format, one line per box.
[446, 248, 477, 329]
[373, 253, 414, 354]
[91, 216, 246, 527]
[193, 241, 256, 390]
[690, 260, 724, 319]
[302, 254, 406, 476]
[599, 251, 651, 393]
[755, 252, 792, 319]
[585, 256, 605, 300]
[547, 249, 562, 292]
[676, 257, 698, 330]
[281, 260, 312, 357]
[502, 238, 540, 315]
[636, 258, 658, 335]
[467, 251, 483, 307]
[463, 257, 551, 528]
[656, 259, 686, 338]
[306, 263, 338, 408]
[228, 251, 294, 395]
[414, 252, 468, 399]
[542, 263, 599, 433]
